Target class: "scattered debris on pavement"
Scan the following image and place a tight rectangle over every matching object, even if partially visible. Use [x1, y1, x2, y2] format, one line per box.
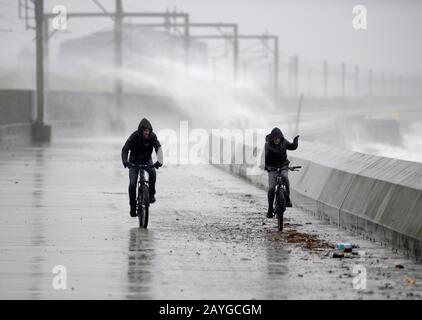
[332, 242, 360, 258]
[403, 275, 416, 286]
[282, 223, 334, 251]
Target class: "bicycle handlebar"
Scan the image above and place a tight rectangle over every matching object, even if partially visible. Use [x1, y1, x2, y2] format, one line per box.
[268, 165, 302, 172]
[128, 162, 153, 169]
[289, 166, 302, 171]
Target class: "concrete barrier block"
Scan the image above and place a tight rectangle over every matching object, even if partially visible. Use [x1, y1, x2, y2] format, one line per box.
[32, 123, 51, 143]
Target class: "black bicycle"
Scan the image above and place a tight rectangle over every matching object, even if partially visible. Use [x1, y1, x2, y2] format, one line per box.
[129, 163, 153, 228]
[273, 165, 301, 231]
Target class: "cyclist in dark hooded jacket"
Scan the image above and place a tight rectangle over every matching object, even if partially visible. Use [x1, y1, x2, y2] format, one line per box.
[264, 127, 299, 218]
[122, 118, 163, 217]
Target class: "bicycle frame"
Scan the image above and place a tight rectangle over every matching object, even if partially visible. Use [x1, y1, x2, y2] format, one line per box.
[275, 169, 287, 193]
[130, 163, 152, 186]
[273, 166, 299, 197]
[138, 167, 149, 188]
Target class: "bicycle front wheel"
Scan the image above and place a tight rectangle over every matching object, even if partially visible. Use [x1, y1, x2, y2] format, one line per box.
[138, 184, 150, 228]
[276, 189, 286, 231]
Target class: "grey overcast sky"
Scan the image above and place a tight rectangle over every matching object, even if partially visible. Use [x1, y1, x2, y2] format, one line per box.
[1, 0, 421, 75]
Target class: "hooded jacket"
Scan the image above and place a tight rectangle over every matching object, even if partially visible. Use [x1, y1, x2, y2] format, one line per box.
[264, 127, 298, 169]
[121, 118, 163, 165]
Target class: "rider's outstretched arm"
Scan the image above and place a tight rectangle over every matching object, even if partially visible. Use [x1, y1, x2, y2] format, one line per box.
[285, 135, 299, 150]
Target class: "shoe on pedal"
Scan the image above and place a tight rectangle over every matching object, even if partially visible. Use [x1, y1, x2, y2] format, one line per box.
[149, 195, 156, 204]
[130, 206, 137, 217]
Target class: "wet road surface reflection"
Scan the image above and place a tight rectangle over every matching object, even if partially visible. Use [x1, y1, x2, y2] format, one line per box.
[127, 228, 154, 299]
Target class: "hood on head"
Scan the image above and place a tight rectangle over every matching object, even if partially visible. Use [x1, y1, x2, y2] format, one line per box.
[137, 118, 153, 135]
[268, 127, 284, 141]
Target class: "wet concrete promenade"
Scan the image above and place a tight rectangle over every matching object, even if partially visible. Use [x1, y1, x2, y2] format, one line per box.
[0, 138, 421, 299]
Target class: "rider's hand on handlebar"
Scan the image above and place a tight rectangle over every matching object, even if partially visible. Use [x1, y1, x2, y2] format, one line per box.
[153, 161, 162, 169]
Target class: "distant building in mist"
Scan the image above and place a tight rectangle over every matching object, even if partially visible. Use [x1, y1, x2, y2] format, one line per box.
[58, 24, 207, 72]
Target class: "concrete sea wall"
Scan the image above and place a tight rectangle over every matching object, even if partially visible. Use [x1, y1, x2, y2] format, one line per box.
[211, 136, 422, 260]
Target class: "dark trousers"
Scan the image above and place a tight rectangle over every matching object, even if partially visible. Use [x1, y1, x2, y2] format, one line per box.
[267, 169, 290, 210]
[128, 159, 156, 208]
